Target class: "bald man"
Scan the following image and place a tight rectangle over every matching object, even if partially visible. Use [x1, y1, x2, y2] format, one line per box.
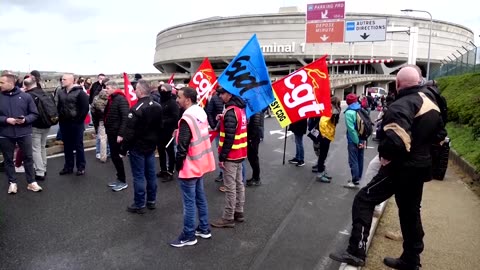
[57, 73, 90, 176]
[330, 66, 446, 269]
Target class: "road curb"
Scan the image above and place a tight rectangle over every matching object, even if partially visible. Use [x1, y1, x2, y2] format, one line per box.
[449, 148, 479, 182]
[338, 200, 388, 270]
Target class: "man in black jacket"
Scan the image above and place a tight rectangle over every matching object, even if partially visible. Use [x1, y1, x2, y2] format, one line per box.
[157, 83, 180, 182]
[57, 73, 90, 176]
[121, 79, 163, 214]
[330, 66, 447, 269]
[0, 73, 41, 193]
[88, 74, 106, 105]
[104, 81, 130, 192]
[246, 111, 264, 186]
[205, 92, 225, 181]
[23, 77, 51, 181]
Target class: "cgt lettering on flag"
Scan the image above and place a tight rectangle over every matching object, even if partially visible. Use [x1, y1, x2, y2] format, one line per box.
[189, 57, 218, 108]
[270, 55, 332, 128]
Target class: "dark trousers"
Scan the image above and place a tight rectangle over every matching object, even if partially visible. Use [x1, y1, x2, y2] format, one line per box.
[316, 136, 331, 173]
[347, 164, 427, 266]
[158, 135, 175, 173]
[0, 136, 35, 184]
[247, 137, 260, 180]
[60, 121, 85, 171]
[107, 134, 126, 182]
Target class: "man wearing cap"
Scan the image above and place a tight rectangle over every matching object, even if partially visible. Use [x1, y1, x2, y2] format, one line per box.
[156, 83, 180, 181]
[131, 73, 142, 90]
[211, 87, 248, 228]
[344, 93, 365, 188]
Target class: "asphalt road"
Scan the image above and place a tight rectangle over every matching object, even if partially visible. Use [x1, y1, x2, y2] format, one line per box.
[0, 110, 378, 270]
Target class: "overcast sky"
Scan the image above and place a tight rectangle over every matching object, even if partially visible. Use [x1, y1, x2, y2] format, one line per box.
[1, 0, 478, 75]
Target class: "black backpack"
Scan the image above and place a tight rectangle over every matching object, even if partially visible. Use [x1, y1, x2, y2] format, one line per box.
[354, 108, 374, 140]
[424, 85, 448, 126]
[31, 91, 59, 128]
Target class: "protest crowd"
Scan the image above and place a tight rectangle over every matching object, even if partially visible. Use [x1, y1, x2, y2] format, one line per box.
[0, 35, 448, 270]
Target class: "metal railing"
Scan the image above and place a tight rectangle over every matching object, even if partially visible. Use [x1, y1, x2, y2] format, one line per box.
[430, 43, 479, 79]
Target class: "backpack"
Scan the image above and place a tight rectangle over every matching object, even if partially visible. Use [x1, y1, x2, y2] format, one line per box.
[31, 91, 59, 128]
[424, 85, 448, 126]
[354, 108, 374, 140]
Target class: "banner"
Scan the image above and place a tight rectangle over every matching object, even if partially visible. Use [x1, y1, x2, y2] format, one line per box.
[217, 34, 274, 118]
[123, 72, 138, 108]
[270, 55, 332, 128]
[188, 58, 218, 108]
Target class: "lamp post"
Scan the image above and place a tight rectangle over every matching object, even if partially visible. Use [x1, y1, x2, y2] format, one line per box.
[401, 9, 433, 80]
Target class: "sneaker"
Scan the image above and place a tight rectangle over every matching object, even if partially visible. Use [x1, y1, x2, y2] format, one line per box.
[214, 174, 223, 182]
[108, 180, 121, 187]
[146, 201, 156, 210]
[234, 212, 245, 222]
[316, 173, 331, 183]
[288, 158, 299, 164]
[344, 181, 360, 189]
[126, 204, 146, 214]
[161, 171, 174, 182]
[169, 233, 197, 248]
[15, 166, 25, 173]
[246, 178, 262, 187]
[8, 182, 17, 194]
[195, 229, 212, 239]
[112, 182, 128, 192]
[96, 153, 101, 159]
[76, 170, 85, 176]
[323, 171, 333, 180]
[296, 160, 305, 167]
[211, 218, 235, 228]
[329, 251, 365, 267]
[27, 182, 43, 192]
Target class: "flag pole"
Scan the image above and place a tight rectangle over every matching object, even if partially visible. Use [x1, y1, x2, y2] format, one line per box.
[165, 136, 175, 148]
[198, 80, 218, 108]
[282, 126, 287, 165]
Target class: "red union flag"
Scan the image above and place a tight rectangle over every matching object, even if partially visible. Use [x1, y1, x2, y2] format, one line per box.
[270, 55, 332, 128]
[123, 72, 137, 108]
[189, 58, 217, 108]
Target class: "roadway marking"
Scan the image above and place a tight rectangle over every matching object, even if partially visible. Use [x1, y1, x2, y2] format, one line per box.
[269, 129, 293, 140]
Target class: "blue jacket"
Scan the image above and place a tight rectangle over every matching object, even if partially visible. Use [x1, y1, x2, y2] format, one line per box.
[0, 87, 39, 138]
[344, 102, 361, 144]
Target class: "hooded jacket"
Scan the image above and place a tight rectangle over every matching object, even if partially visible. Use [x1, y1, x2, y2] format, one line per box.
[25, 87, 50, 129]
[104, 90, 130, 137]
[344, 102, 362, 145]
[88, 81, 105, 105]
[206, 94, 224, 129]
[219, 95, 246, 162]
[159, 84, 180, 137]
[0, 87, 38, 138]
[247, 111, 264, 140]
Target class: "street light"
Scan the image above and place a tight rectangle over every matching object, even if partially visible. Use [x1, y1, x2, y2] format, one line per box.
[401, 9, 433, 80]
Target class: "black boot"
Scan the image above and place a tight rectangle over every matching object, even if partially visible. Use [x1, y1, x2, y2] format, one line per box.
[383, 257, 420, 270]
[329, 251, 365, 267]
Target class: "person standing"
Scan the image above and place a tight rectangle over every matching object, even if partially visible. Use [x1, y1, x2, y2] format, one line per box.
[246, 111, 264, 186]
[205, 92, 225, 182]
[211, 87, 247, 228]
[157, 83, 180, 182]
[315, 97, 341, 183]
[329, 67, 446, 269]
[344, 93, 365, 188]
[57, 74, 89, 176]
[0, 73, 42, 193]
[169, 86, 216, 247]
[23, 76, 53, 181]
[104, 81, 130, 192]
[121, 80, 163, 214]
[288, 119, 308, 167]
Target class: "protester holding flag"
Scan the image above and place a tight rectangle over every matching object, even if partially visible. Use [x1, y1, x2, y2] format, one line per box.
[157, 83, 179, 182]
[287, 119, 308, 167]
[210, 87, 248, 228]
[246, 111, 264, 186]
[170, 86, 216, 248]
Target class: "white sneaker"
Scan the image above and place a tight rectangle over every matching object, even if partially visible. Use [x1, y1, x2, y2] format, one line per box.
[8, 182, 17, 194]
[96, 154, 101, 159]
[27, 182, 43, 192]
[15, 166, 25, 173]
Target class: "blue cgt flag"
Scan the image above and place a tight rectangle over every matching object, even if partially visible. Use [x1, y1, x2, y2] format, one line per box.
[218, 34, 274, 118]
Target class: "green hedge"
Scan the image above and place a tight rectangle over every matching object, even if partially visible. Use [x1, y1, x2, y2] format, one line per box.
[446, 123, 480, 171]
[437, 73, 480, 139]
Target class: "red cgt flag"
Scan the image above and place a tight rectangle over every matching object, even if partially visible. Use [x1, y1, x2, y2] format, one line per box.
[167, 73, 175, 85]
[123, 72, 138, 108]
[269, 55, 332, 128]
[189, 57, 218, 108]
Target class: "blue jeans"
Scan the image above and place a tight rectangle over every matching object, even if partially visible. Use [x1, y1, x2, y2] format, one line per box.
[129, 150, 157, 208]
[347, 143, 364, 182]
[96, 137, 110, 156]
[294, 134, 304, 161]
[178, 178, 209, 239]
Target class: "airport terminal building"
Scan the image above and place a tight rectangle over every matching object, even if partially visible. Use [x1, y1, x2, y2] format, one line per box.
[153, 7, 474, 96]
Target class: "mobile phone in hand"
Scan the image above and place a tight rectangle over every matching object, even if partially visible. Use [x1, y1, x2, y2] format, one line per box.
[16, 116, 25, 120]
